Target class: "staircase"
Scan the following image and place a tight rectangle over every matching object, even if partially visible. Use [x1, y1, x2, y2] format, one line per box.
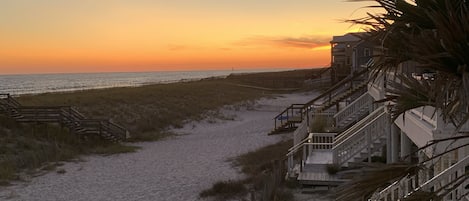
[371, 154, 469, 201]
[334, 92, 373, 130]
[332, 106, 388, 166]
[269, 104, 305, 135]
[313, 81, 368, 113]
[0, 94, 129, 142]
[269, 68, 369, 135]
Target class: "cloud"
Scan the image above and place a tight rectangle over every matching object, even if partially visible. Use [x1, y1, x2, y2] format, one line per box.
[235, 35, 330, 49]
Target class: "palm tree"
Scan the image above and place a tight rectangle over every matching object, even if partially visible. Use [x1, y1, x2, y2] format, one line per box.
[334, 0, 469, 200]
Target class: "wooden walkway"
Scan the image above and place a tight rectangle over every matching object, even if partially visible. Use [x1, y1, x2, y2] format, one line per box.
[298, 171, 346, 186]
[269, 68, 369, 135]
[0, 94, 129, 142]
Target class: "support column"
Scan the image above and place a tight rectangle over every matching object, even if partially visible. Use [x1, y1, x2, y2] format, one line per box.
[400, 131, 412, 163]
[390, 124, 400, 163]
[386, 120, 392, 164]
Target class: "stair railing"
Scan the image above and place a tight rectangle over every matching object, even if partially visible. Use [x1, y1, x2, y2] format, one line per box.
[373, 154, 469, 201]
[273, 104, 305, 131]
[0, 94, 21, 108]
[302, 68, 369, 110]
[287, 132, 336, 175]
[334, 92, 373, 128]
[0, 93, 129, 142]
[332, 106, 388, 166]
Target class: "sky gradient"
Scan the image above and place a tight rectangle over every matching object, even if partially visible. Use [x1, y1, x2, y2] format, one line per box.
[0, 0, 373, 74]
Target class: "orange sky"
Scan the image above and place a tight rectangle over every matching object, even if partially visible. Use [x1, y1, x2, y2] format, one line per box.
[0, 0, 374, 74]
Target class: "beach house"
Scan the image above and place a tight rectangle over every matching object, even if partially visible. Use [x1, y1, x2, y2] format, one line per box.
[277, 33, 469, 200]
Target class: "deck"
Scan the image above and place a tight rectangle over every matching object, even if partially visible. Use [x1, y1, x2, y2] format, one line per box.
[297, 150, 347, 186]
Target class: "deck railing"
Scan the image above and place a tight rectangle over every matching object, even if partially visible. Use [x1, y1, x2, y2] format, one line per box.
[287, 132, 337, 175]
[373, 154, 469, 201]
[273, 103, 305, 131]
[0, 93, 129, 142]
[334, 92, 373, 128]
[332, 106, 388, 166]
[293, 117, 309, 146]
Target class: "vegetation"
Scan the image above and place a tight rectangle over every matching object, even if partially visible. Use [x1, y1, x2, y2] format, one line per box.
[200, 140, 295, 200]
[199, 180, 248, 199]
[336, 0, 469, 200]
[17, 69, 320, 141]
[0, 115, 138, 185]
[0, 69, 319, 185]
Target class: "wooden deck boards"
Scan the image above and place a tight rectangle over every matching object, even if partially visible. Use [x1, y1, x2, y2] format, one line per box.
[298, 171, 346, 186]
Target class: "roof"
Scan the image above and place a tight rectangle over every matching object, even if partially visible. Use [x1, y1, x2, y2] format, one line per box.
[331, 32, 367, 43]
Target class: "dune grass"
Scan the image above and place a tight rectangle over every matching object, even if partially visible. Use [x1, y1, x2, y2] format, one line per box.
[201, 140, 294, 200]
[199, 180, 248, 199]
[0, 69, 319, 185]
[17, 79, 270, 141]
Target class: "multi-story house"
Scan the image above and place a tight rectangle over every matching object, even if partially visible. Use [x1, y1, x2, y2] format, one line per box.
[275, 33, 469, 201]
[330, 33, 374, 83]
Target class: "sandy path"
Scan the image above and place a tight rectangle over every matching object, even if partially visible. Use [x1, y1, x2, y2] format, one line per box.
[0, 91, 317, 201]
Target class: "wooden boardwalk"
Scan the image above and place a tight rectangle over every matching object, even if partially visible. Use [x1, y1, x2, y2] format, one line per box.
[298, 171, 346, 186]
[269, 68, 369, 135]
[0, 93, 129, 142]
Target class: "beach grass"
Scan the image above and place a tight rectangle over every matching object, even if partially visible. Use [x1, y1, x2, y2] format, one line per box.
[199, 180, 248, 199]
[201, 140, 294, 200]
[0, 68, 320, 184]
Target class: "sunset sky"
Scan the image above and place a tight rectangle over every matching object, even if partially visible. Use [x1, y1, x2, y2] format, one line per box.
[0, 0, 374, 74]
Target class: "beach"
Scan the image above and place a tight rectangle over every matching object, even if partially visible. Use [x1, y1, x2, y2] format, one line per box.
[0, 91, 317, 201]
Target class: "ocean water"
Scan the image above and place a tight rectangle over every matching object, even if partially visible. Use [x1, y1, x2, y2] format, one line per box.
[0, 69, 285, 95]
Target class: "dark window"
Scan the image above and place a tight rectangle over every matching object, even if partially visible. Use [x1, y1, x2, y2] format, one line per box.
[364, 48, 371, 57]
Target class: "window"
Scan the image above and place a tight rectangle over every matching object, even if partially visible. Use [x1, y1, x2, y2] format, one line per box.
[364, 48, 371, 57]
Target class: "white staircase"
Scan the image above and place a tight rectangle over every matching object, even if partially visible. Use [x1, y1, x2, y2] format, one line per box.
[372, 155, 469, 201]
[334, 92, 373, 129]
[332, 106, 388, 166]
[287, 106, 389, 185]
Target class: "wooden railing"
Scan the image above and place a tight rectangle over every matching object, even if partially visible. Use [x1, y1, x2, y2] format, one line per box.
[273, 104, 305, 132]
[409, 107, 438, 129]
[372, 155, 469, 201]
[332, 106, 388, 166]
[0, 94, 21, 108]
[303, 68, 369, 109]
[308, 133, 336, 150]
[287, 132, 337, 175]
[293, 117, 309, 146]
[271, 69, 369, 135]
[0, 93, 129, 142]
[334, 92, 373, 128]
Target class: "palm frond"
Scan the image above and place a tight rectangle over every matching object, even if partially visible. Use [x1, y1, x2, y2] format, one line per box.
[334, 163, 418, 201]
[348, 0, 469, 128]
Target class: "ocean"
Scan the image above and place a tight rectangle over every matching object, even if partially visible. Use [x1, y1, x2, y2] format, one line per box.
[0, 69, 286, 95]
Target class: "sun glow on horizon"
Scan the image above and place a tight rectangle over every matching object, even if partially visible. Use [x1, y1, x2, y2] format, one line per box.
[0, 0, 371, 74]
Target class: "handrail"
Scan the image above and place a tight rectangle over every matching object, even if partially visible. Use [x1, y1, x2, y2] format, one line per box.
[332, 107, 387, 166]
[273, 104, 305, 120]
[419, 154, 469, 192]
[409, 107, 437, 128]
[374, 155, 469, 200]
[0, 93, 128, 142]
[334, 92, 372, 125]
[333, 106, 385, 146]
[288, 136, 311, 153]
[303, 68, 368, 109]
[0, 94, 21, 108]
[293, 118, 309, 146]
[288, 132, 336, 156]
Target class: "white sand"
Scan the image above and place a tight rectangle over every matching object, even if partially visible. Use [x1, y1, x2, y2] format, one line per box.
[0, 91, 318, 201]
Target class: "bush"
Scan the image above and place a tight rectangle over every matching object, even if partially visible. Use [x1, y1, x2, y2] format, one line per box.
[326, 164, 341, 175]
[199, 180, 247, 199]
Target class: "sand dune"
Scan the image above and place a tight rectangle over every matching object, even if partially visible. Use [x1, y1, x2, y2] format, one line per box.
[0, 92, 317, 201]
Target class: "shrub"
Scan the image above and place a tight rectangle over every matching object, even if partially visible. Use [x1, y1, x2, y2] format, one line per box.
[199, 180, 247, 199]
